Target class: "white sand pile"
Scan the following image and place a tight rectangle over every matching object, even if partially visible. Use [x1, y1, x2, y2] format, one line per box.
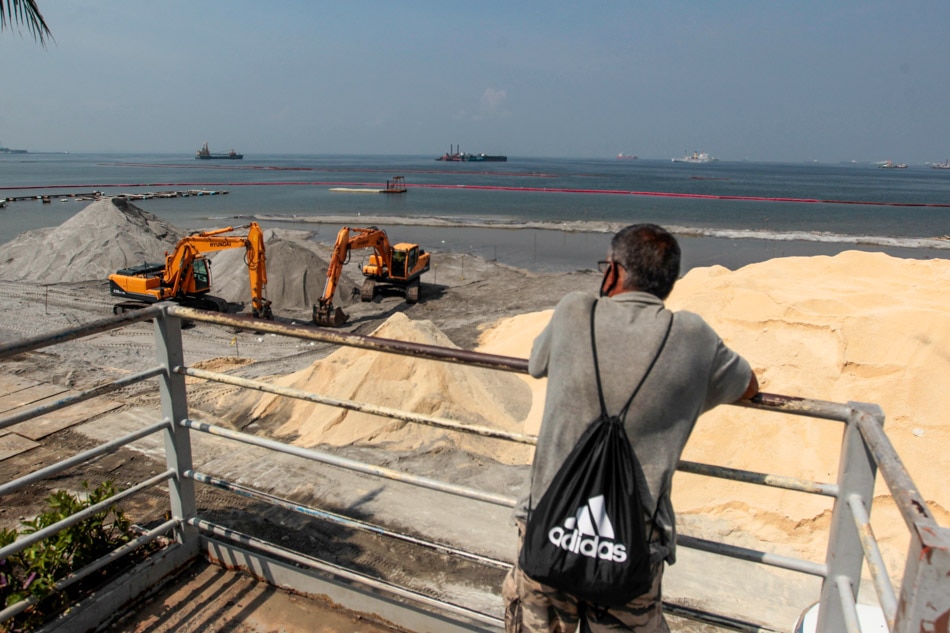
[475, 250, 949, 573]
[0, 197, 185, 282]
[210, 228, 358, 311]
[236, 312, 533, 464]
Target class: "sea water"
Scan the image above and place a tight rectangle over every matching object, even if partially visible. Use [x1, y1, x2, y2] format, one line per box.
[2, 153, 948, 272]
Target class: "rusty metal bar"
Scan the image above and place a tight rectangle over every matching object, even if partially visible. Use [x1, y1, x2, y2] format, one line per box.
[676, 534, 827, 578]
[0, 366, 165, 432]
[179, 418, 516, 508]
[847, 493, 897, 629]
[168, 305, 530, 373]
[170, 306, 857, 421]
[179, 365, 537, 445]
[188, 470, 511, 570]
[0, 419, 171, 497]
[739, 392, 853, 422]
[852, 404, 940, 534]
[192, 519, 504, 629]
[0, 305, 162, 359]
[678, 460, 839, 497]
[0, 470, 175, 561]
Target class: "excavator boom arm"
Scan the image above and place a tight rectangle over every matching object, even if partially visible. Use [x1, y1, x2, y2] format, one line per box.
[162, 223, 271, 316]
[318, 227, 391, 306]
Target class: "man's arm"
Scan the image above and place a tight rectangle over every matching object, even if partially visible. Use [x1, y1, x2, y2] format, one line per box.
[739, 373, 759, 400]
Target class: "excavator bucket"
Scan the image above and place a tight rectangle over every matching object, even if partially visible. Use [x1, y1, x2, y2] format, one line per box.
[313, 303, 349, 327]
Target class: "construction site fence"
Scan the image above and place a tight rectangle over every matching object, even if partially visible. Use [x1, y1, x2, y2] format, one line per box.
[0, 303, 947, 633]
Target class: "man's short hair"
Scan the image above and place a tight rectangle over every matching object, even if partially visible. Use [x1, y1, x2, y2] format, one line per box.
[609, 224, 681, 299]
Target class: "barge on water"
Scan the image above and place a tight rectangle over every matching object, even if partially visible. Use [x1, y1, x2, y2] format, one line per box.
[196, 142, 243, 160]
[436, 144, 507, 162]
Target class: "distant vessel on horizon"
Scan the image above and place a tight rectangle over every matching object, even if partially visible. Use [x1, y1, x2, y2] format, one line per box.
[931, 160, 950, 170]
[878, 160, 908, 169]
[673, 150, 717, 164]
[617, 153, 638, 160]
[195, 142, 243, 160]
[436, 144, 507, 162]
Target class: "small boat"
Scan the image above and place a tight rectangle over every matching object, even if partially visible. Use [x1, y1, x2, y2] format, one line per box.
[380, 176, 407, 194]
[331, 176, 409, 194]
[672, 151, 717, 163]
[931, 159, 950, 170]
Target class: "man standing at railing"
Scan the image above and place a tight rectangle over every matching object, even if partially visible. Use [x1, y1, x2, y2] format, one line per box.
[504, 223, 759, 632]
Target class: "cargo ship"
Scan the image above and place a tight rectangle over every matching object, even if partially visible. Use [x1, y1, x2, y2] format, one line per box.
[195, 142, 243, 160]
[436, 144, 506, 162]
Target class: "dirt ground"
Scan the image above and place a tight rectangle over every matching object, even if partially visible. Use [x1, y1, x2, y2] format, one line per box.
[0, 250, 599, 629]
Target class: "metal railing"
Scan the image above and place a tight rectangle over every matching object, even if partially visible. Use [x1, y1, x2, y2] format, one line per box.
[0, 303, 947, 632]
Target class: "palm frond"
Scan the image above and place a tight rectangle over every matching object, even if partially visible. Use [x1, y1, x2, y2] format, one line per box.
[0, 0, 53, 46]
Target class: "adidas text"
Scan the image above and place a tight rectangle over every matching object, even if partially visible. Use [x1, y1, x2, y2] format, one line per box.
[547, 526, 628, 563]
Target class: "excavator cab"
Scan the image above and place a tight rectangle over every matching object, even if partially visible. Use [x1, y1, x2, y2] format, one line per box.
[188, 258, 212, 295]
[390, 249, 407, 278]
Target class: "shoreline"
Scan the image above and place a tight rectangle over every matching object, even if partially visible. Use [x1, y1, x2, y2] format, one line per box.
[248, 218, 950, 274]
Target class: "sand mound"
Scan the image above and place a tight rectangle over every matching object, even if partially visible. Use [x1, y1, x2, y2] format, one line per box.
[210, 229, 358, 311]
[0, 197, 185, 283]
[229, 312, 533, 464]
[664, 251, 950, 524]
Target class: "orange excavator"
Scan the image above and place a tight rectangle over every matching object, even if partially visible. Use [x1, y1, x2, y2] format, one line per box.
[108, 222, 273, 319]
[313, 226, 430, 327]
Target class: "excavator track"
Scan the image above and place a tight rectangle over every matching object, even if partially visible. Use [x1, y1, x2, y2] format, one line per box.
[360, 279, 376, 302]
[405, 279, 420, 303]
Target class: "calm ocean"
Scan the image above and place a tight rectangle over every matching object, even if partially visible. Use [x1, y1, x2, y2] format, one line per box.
[2, 153, 949, 272]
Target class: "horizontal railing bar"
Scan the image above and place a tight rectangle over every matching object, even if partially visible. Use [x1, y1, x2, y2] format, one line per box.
[663, 602, 782, 633]
[180, 418, 515, 508]
[677, 534, 827, 578]
[188, 470, 512, 570]
[0, 419, 171, 497]
[171, 306, 855, 421]
[678, 460, 839, 497]
[0, 470, 175, 560]
[0, 305, 163, 360]
[0, 519, 180, 624]
[169, 305, 530, 373]
[848, 493, 897, 628]
[835, 574, 863, 633]
[192, 519, 504, 629]
[852, 406, 941, 534]
[0, 366, 165, 432]
[179, 365, 537, 445]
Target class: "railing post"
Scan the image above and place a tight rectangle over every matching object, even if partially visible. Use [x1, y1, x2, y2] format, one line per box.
[894, 524, 950, 632]
[817, 403, 882, 633]
[153, 304, 199, 551]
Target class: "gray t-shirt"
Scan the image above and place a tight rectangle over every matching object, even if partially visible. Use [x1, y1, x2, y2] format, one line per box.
[518, 290, 752, 563]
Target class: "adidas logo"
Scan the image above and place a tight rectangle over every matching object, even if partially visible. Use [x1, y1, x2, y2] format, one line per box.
[547, 495, 628, 563]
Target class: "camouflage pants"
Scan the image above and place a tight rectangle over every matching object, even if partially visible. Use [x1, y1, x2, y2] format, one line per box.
[502, 547, 668, 633]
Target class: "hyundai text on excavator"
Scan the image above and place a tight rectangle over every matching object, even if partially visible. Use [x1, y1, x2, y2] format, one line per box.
[108, 222, 273, 319]
[313, 226, 430, 327]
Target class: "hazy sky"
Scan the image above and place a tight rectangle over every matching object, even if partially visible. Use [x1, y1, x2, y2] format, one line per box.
[3, 1, 948, 163]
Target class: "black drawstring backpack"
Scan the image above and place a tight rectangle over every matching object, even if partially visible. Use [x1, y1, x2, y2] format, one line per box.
[518, 300, 673, 608]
